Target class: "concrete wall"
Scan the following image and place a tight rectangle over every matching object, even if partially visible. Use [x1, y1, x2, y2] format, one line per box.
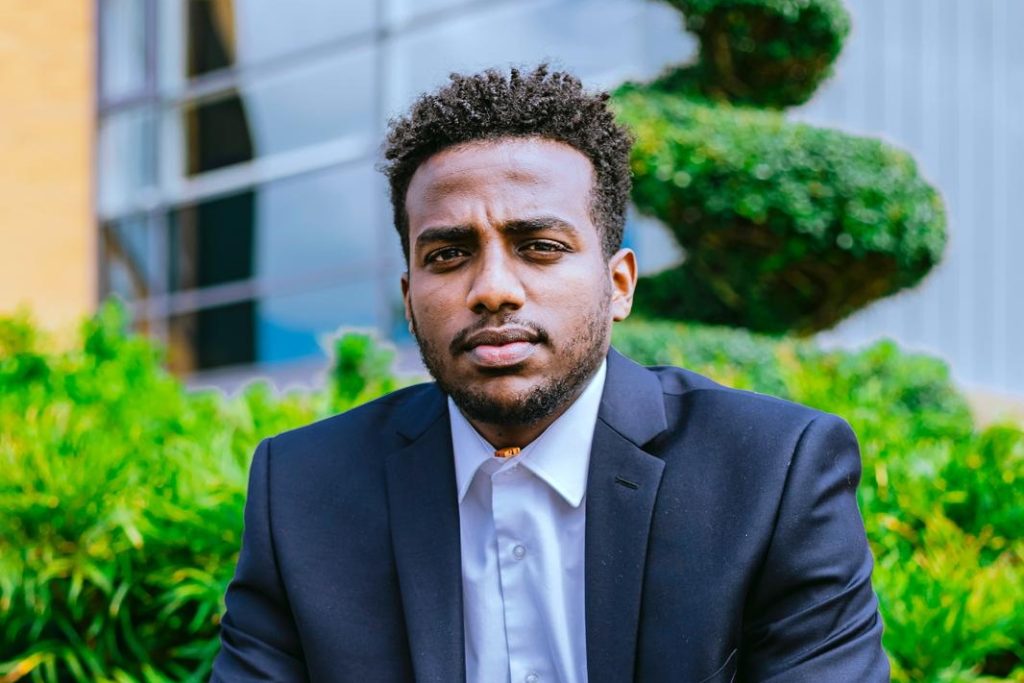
[799, 0, 1024, 398]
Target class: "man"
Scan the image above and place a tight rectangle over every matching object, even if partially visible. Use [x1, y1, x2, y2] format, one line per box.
[212, 65, 889, 682]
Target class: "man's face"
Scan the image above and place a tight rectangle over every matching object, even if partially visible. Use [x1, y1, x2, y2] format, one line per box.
[401, 136, 636, 427]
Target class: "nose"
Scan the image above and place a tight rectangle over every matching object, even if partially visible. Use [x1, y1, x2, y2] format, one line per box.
[466, 248, 525, 313]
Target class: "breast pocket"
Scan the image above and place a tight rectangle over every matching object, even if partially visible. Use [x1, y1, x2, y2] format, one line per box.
[695, 648, 738, 683]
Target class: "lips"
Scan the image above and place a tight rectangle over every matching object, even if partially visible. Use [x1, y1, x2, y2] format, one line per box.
[461, 326, 541, 368]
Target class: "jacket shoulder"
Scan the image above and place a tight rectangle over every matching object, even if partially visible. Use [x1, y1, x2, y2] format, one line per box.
[269, 381, 442, 456]
[646, 363, 840, 432]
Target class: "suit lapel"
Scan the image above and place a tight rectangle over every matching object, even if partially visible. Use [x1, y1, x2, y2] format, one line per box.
[585, 349, 668, 683]
[385, 390, 466, 683]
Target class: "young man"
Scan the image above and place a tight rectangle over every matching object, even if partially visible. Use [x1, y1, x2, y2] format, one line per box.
[212, 66, 889, 682]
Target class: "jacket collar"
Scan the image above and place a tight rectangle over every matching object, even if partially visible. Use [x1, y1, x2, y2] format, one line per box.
[598, 347, 668, 446]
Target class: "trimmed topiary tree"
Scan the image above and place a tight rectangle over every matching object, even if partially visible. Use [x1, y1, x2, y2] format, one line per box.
[613, 0, 947, 335]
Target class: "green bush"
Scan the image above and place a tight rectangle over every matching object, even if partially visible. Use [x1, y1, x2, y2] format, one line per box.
[2, 309, 1021, 682]
[611, 0, 948, 335]
[0, 305, 405, 682]
[613, 90, 947, 334]
[659, 0, 850, 108]
[614, 319, 1024, 682]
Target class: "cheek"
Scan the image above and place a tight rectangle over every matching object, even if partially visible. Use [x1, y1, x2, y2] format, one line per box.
[531, 268, 609, 313]
[409, 281, 460, 331]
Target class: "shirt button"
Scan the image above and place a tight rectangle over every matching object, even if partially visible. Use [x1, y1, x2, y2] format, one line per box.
[513, 544, 526, 560]
[525, 674, 539, 683]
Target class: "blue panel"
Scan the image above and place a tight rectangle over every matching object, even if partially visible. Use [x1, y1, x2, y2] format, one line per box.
[257, 280, 380, 364]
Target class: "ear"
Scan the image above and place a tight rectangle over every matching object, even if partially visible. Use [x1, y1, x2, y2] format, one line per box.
[401, 272, 413, 333]
[608, 248, 638, 322]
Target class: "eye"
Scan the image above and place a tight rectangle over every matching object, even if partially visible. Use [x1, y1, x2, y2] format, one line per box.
[520, 240, 569, 258]
[425, 246, 469, 265]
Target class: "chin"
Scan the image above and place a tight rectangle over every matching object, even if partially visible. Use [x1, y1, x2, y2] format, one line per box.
[470, 369, 541, 390]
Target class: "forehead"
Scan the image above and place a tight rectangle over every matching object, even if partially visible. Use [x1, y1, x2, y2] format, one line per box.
[405, 137, 595, 227]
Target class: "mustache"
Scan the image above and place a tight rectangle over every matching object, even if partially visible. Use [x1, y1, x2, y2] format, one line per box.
[449, 316, 550, 356]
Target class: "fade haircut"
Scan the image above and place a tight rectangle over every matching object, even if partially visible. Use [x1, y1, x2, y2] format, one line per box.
[381, 64, 634, 261]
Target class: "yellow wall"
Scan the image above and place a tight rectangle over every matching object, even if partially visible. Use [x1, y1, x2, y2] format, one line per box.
[0, 1, 95, 330]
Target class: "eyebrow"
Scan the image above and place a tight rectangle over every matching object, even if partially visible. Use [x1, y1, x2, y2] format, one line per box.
[414, 225, 475, 251]
[501, 216, 581, 238]
[413, 216, 581, 251]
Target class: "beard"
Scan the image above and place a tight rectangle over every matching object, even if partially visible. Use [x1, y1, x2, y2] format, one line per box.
[410, 296, 611, 427]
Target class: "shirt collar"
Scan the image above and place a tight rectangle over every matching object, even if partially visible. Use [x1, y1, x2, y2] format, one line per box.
[449, 359, 607, 508]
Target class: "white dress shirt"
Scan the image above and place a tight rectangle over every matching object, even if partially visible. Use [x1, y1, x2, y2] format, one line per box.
[450, 360, 606, 683]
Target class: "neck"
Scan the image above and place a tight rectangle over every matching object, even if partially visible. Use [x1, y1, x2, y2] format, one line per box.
[467, 377, 595, 450]
[469, 410, 564, 451]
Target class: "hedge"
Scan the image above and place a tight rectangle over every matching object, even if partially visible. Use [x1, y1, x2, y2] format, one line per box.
[657, 0, 851, 108]
[1, 306, 1021, 682]
[610, 0, 948, 336]
[613, 90, 948, 335]
[0, 305, 401, 682]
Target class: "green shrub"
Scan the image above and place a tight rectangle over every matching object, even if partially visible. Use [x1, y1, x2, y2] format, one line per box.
[2, 309, 1021, 682]
[611, 0, 948, 335]
[0, 305, 407, 682]
[659, 0, 851, 108]
[328, 330, 401, 407]
[613, 91, 947, 334]
[613, 319, 971, 441]
[942, 426, 1024, 544]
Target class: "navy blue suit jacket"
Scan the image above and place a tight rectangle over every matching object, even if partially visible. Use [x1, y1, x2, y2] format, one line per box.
[211, 349, 889, 682]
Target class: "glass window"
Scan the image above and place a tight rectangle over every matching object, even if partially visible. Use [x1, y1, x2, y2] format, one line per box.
[385, 0, 665, 113]
[165, 47, 377, 179]
[158, 0, 376, 90]
[100, 215, 163, 302]
[100, 0, 148, 101]
[168, 300, 256, 372]
[387, 0, 473, 27]
[168, 189, 256, 291]
[167, 279, 379, 372]
[98, 106, 158, 218]
[167, 162, 381, 292]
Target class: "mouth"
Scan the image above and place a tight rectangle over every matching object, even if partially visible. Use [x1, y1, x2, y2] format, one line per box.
[461, 326, 541, 369]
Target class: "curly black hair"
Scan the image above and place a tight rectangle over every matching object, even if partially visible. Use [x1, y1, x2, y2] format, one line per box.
[381, 64, 634, 261]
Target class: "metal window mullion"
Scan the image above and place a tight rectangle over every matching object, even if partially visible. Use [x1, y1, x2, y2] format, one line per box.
[144, 0, 158, 98]
[146, 206, 171, 347]
[98, 142, 377, 223]
[389, 0, 540, 35]
[149, 256, 396, 320]
[374, 0, 395, 336]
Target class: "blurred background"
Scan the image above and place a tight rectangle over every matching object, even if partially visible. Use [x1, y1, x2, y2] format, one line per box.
[1, 0, 1021, 410]
[2, 2, 1024, 680]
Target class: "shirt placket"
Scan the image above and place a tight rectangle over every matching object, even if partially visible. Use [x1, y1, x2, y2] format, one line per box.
[491, 464, 550, 683]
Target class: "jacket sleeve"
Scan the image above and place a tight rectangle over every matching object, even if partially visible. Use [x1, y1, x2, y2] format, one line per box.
[210, 438, 309, 682]
[739, 414, 891, 682]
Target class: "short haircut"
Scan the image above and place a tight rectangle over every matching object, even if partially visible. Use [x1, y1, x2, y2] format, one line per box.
[381, 64, 634, 261]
